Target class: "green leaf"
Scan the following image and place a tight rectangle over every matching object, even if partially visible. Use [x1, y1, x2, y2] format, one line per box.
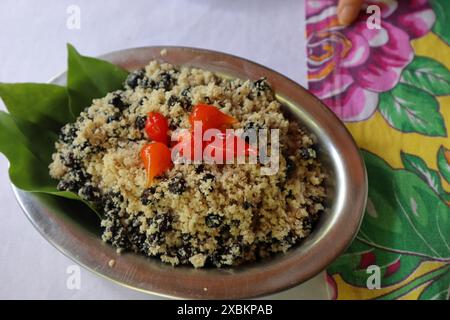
[0, 111, 56, 192]
[11, 117, 58, 165]
[358, 151, 450, 261]
[0, 83, 68, 164]
[401, 56, 450, 96]
[419, 266, 450, 300]
[0, 83, 71, 132]
[0, 111, 92, 206]
[379, 83, 446, 137]
[0, 43, 127, 219]
[401, 151, 450, 202]
[67, 43, 128, 117]
[328, 238, 422, 287]
[378, 264, 450, 300]
[430, 0, 450, 45]
[437, 146, 450, 184]
[0, 112, 100, 217]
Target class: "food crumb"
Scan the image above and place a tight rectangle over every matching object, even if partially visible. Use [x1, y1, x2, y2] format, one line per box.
[108, 259, 116, 268]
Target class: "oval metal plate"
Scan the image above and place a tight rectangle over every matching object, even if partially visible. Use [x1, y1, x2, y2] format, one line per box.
[12, 46, 367, 299]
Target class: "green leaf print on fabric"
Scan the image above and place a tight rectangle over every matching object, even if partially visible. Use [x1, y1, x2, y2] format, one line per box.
[437, 146, 450, 184]
[401, 56, 450, 96]
[379, 83, 446, 137]
[401, 151, 450, 202]
[419, 267, 450, 300]
[359, 151, 450, 261]
[430, 0, 450, 45]
[328, 151, 450, 299]
[328, 238, 423, 287]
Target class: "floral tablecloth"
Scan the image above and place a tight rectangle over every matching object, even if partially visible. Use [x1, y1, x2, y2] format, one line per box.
[306, 0, 450, 300]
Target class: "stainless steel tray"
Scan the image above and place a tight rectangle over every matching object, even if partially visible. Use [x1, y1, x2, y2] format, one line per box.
[13, 46, 367, 299]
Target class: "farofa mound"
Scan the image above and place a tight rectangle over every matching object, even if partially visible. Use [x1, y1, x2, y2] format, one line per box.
[49, 60, 326, 268]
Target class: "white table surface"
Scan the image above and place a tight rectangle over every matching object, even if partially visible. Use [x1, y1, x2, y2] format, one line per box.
[0, 0, 330, 299]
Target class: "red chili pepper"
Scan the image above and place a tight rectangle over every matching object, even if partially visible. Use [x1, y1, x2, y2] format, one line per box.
[205, 132, 258, 161]
[140, 142, 173, 186]
[145, 112, 169, 144]
[173, 130, 205, 161]
[189, 104, 237, 132]
[141, 105, 249, 174]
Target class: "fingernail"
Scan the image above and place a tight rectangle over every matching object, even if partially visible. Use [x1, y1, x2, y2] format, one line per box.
[338, 5, 353, 26]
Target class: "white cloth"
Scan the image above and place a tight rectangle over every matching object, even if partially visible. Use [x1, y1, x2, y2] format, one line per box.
[0, 0, 329, 299]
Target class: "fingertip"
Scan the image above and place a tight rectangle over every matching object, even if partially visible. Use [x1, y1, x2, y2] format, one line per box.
[337, 5, 360, 26]
[337, 0, 364, 26]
